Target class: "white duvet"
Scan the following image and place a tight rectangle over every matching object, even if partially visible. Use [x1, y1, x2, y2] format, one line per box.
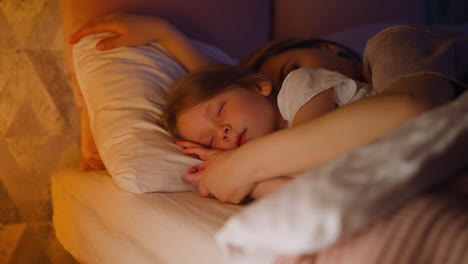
[52, 168, 241, 264]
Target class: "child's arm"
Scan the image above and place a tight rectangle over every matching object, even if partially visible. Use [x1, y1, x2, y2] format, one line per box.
[70, 13, 217, 71]
[249, 75, 455, 180]
[194, 75, 455, 204]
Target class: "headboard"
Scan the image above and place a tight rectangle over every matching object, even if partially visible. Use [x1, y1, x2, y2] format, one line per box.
[272, 0, 429, 39]
[62, 0, 437, 60]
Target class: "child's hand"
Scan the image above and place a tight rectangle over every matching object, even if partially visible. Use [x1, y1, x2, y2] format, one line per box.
[69, 13, 175, 50]
[177, 140, 265, 204]
[176, 140, 220, 186]
[176, 140, 221, 161]
[177, 143, 258, 204]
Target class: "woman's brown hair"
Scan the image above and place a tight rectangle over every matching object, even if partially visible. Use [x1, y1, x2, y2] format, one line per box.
[163, 64, 277, 139]
[238, 38, 361, 72]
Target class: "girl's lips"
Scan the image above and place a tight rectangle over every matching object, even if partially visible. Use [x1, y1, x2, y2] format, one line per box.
[237, 129, 247, 147]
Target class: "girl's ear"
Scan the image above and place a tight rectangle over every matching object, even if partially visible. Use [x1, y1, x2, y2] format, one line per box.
[256, 80, 273, 97]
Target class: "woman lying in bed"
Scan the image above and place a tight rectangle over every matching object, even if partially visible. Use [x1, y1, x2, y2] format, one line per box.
[71, 13, 468, 204]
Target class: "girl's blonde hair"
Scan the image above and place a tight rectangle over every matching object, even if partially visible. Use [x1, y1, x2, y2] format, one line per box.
[163, 64, 278, 139]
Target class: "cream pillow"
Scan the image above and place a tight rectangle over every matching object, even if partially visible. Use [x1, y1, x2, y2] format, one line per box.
[73, 33, 234, 193]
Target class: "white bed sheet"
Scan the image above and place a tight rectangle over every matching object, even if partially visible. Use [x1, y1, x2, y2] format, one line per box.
[52, 168, 242, 264]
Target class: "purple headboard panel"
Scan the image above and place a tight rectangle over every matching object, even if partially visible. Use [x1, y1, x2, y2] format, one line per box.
[273, 0, 429, 39]
[130, 0, 272, 58]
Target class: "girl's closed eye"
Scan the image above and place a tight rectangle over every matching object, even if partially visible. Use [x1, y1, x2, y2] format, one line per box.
[209, 102, 225, 148]
[217, 102, 225, 118]
[209, 135, 214, 148]
[206, 102, 225, 148]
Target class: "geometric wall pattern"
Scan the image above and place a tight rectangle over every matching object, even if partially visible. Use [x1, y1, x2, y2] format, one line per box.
[0, 0, 79, 262]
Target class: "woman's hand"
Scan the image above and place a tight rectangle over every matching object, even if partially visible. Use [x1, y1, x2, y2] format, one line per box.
[69, 12, 216, 71]
[70, 13, 172, 50]
[177, 141, 259, 204]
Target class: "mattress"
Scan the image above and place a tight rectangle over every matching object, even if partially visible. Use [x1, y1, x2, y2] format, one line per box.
[52, 168, 242, 264]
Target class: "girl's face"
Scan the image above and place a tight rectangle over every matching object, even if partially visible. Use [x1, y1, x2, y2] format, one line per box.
[177, 82, 284, 150]
[257, 45, 363, 84]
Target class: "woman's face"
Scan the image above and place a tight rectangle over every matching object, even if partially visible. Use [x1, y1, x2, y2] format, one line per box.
[176, 83, 284, 150]
[257, 46, 363, 84]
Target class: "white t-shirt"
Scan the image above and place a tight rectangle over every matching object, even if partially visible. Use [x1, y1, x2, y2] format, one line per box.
[277, 67, 375, 127]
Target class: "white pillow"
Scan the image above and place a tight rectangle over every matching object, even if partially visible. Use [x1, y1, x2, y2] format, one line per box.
[215, 91, 468, 264]
[73, 33, 234, 193]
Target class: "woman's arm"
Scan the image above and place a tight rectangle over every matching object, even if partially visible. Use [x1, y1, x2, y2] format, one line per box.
[70, 13, 217, 71]
[194, 75, 455, 203]
[250, 75, 455, 182]
[249, 177, 293, 200]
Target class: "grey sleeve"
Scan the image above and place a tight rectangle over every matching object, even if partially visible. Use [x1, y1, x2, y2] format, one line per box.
[362, 25, 468, 93]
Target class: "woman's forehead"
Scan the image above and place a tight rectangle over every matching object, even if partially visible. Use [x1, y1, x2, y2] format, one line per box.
[257, 51, 293, 81]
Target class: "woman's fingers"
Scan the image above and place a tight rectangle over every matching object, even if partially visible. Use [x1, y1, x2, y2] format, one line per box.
[69, 13, 124, 44]
[70, 20, 120, 44]
[95, 36, 126, 50]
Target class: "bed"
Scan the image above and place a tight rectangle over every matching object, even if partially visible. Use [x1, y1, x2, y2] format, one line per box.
[52, 93, 468, 264]
[53, 0, 468, 263]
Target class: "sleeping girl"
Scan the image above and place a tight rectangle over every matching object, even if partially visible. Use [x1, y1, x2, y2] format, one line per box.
[71, 13, 468, 203]
[163, 64, 376, 200]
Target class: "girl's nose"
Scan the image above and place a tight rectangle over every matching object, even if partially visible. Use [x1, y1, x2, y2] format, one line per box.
[215, 124, 237, 150]
[219, 124, 231, 141]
